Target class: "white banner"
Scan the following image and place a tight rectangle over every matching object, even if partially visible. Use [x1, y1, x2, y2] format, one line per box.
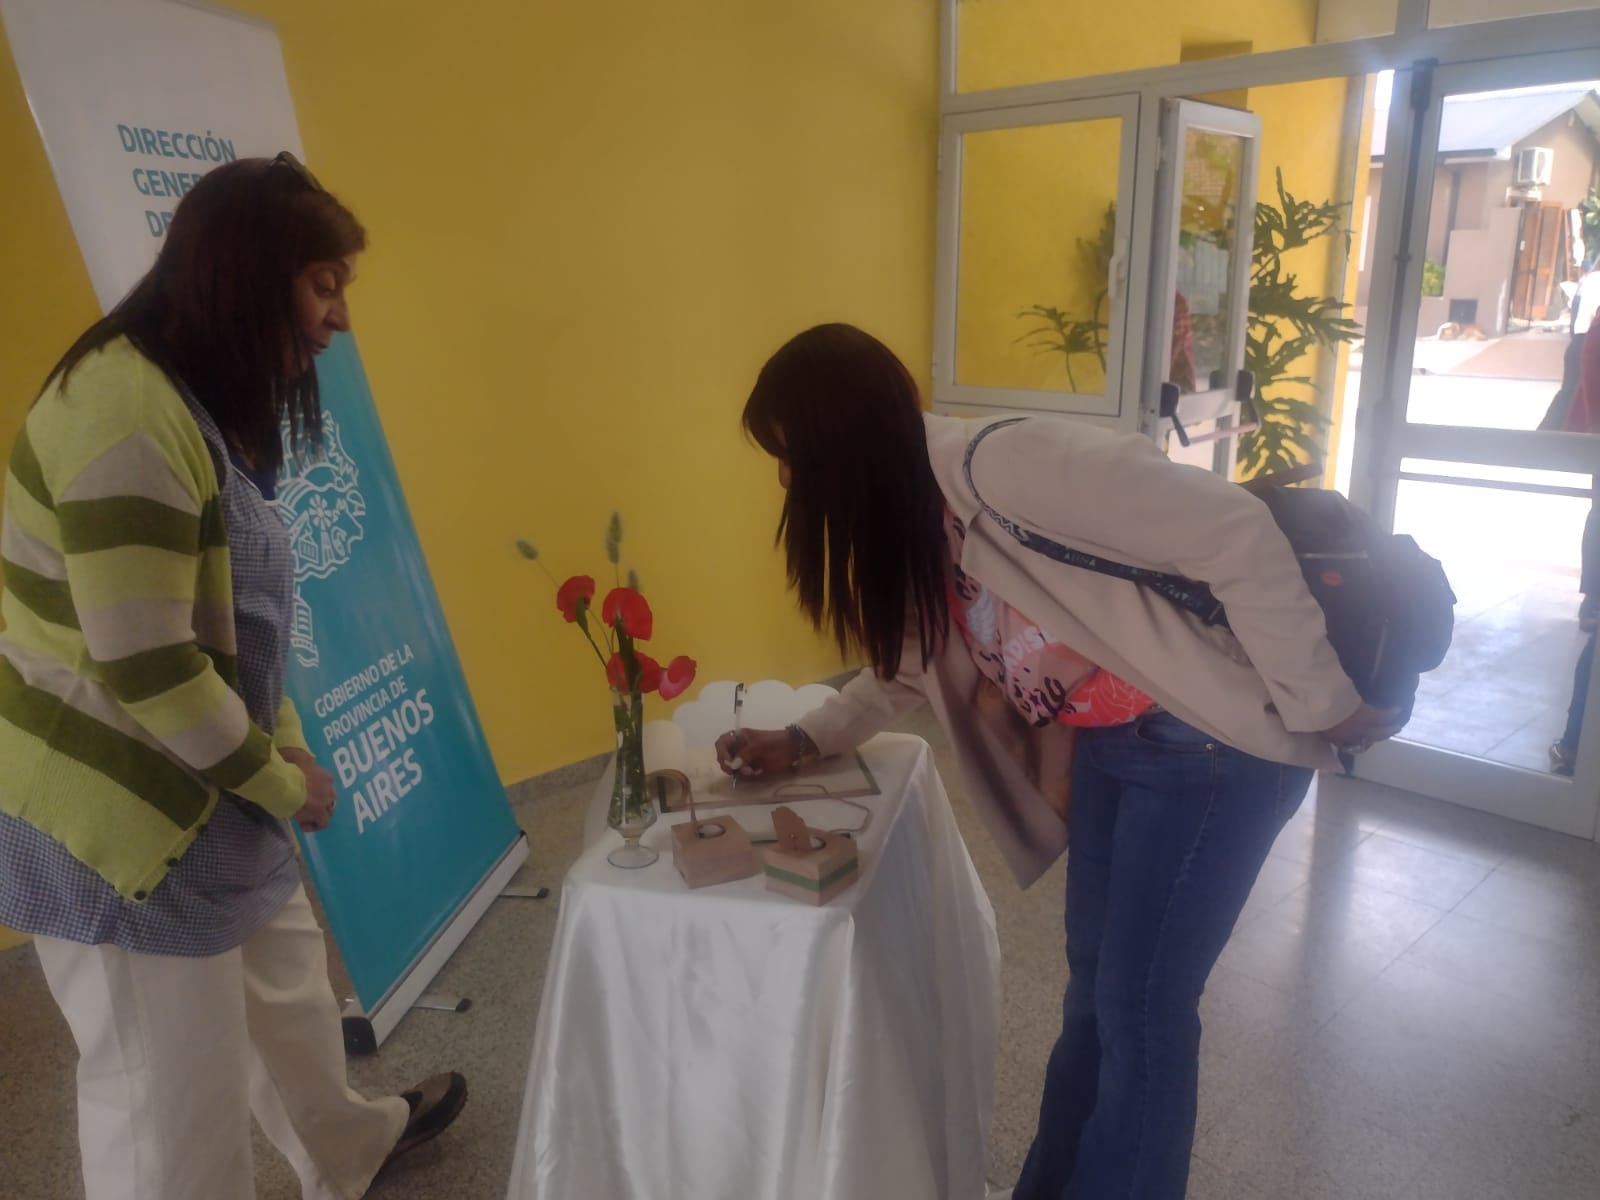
[2, 0, 302, 311]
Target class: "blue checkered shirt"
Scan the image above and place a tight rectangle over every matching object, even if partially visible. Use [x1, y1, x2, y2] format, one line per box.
[0, 397, 301, 955]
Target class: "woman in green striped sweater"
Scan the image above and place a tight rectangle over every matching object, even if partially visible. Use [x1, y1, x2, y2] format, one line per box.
[1, 157, 465, 1199]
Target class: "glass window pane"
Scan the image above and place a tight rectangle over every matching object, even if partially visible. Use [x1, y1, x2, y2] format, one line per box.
[955, 118, 1122, 398]
[1377, 79, 1600, 430]
[1392, 473, 1592, 773]
[957, 0, 1391, 95]
[1170, 129, 1247, 394]
[1431, 0, 1600, 26]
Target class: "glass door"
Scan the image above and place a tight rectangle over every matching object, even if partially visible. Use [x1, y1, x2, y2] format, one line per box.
[1144, 100, 1263, 474]
[1349, 52, 1600, 839]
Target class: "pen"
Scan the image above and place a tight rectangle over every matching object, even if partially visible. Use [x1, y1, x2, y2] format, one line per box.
[732, 682, 746, 788]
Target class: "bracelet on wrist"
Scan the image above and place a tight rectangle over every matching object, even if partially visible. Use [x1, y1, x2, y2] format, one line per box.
[785, 723, 818, 769]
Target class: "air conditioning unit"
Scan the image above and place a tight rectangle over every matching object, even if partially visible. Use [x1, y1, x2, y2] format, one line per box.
[1515, 146, 1554, 188]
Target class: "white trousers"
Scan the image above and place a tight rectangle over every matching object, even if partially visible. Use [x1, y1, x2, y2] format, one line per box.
[34, 886, 410, 1200]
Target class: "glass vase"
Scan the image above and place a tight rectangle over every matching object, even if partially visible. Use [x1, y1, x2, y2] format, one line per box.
[606, 688, 657, 868]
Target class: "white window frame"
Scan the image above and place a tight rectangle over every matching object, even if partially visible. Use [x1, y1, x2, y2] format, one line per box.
[933, 95, 1141, 422]
[1143, 100, 1263, 433]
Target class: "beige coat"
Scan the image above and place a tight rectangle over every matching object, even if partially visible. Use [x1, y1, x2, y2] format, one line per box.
[797, 413, 1362, 889]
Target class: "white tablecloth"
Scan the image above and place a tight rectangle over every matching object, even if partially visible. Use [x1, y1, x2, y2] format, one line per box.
[506, 734, 1001, 1200]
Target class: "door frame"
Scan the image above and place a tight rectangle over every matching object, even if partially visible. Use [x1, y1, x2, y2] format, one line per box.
[1347, 48, 1600, 839]
[1142, 99, 1263, 469]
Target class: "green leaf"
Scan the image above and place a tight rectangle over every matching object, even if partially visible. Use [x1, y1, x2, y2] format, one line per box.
[1016, 171, 1362, 477]
[515, 539, 538, 560]
[627, 568, 641, 592]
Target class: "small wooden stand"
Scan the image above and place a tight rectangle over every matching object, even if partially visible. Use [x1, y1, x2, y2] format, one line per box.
[763, 806, 860, 905]
[670, 777, 757, 890]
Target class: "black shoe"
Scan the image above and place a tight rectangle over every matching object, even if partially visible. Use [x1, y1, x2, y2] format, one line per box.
[380, 1072, 468, 1172]
[1550, 741, 1577, 777]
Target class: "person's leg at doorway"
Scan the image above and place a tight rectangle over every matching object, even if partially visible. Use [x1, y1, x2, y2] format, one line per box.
[1581, 489, 1599, 631]
[1551, 631, 1595, 776]
[1011, 712, 1312, 1200]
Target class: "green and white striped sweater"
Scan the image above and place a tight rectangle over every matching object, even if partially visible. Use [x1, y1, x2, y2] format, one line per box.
[0, 337, 309, 902]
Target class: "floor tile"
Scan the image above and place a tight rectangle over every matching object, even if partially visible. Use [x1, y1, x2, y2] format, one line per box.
[1199, 1071, 1434, 1200]
[1421, 1082, 1600, 1200]
[1454, 863, 1600, 947]
[1493, 823, 1600, 892]
[1239, 851, 1312, 918]
[1196, 966, 1323, 1136]
[1333, 955, 1600, 1113]
[1329, 776, 1521, 866]
[1186, 1153, 1261, 1200]
[1267, 803, 1371, 868]
[1487, 707, 1569, 772]
[1338, 831, 1494, 909]
[1302, 986, 1575, 1149]
[1407, 1152, 1551, 1200]
[1401, 909, 1600, 1024]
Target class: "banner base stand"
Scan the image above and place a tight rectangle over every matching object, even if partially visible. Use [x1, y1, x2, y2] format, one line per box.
[502, 884, 551, 900]
[413, 992, 472, 1014]
[341, 834, 531, 1056]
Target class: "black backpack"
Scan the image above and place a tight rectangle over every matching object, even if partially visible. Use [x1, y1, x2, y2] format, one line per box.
[964, 419, 1457, 730]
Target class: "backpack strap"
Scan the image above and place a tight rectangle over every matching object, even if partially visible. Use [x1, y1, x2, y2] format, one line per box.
[961, 418, 1229, 628]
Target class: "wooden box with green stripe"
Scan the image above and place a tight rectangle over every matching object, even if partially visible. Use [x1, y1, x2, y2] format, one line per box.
[762, 807, 860, 905]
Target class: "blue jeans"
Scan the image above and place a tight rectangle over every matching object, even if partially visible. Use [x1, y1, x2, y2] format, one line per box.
[1561, 631, 1595, 754]
[1014, 710, 1313, 1200]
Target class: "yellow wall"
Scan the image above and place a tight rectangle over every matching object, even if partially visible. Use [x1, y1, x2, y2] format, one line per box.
[957, 119, 1121, 394]
[958, 0, 1321, 93]
[0, 21, 99, 486]
[1, 2, 938, 787]
[1249, 74, 1364, 466]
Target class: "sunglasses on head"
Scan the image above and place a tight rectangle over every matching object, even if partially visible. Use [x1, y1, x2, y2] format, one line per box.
[272, 150, 323, 192]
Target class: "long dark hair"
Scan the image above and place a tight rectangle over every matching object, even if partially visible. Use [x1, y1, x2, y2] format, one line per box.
[43, 156, 366, 473]
[743, 324, 949, 680]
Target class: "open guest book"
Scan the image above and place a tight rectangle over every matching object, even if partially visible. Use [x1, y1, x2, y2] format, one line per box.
[641, 720, 881, 840]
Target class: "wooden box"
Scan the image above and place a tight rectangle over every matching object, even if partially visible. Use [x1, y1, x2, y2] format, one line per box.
[762, 807, 860, 905]
[671, 816, 758, 889]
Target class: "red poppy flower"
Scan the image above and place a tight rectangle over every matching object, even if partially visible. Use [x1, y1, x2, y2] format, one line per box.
[606, 650, 662, 694]
[659, 656, 697, 700]
[556, 575, 595, 623]
[602, 587, 653, 641]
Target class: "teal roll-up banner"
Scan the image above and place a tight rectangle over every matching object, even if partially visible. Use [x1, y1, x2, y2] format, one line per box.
[280, 336, 523, 1012]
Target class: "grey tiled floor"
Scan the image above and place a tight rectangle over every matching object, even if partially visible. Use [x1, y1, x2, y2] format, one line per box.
[1404, 560, 1589, 773]
[3, 708, 1598, 1199]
